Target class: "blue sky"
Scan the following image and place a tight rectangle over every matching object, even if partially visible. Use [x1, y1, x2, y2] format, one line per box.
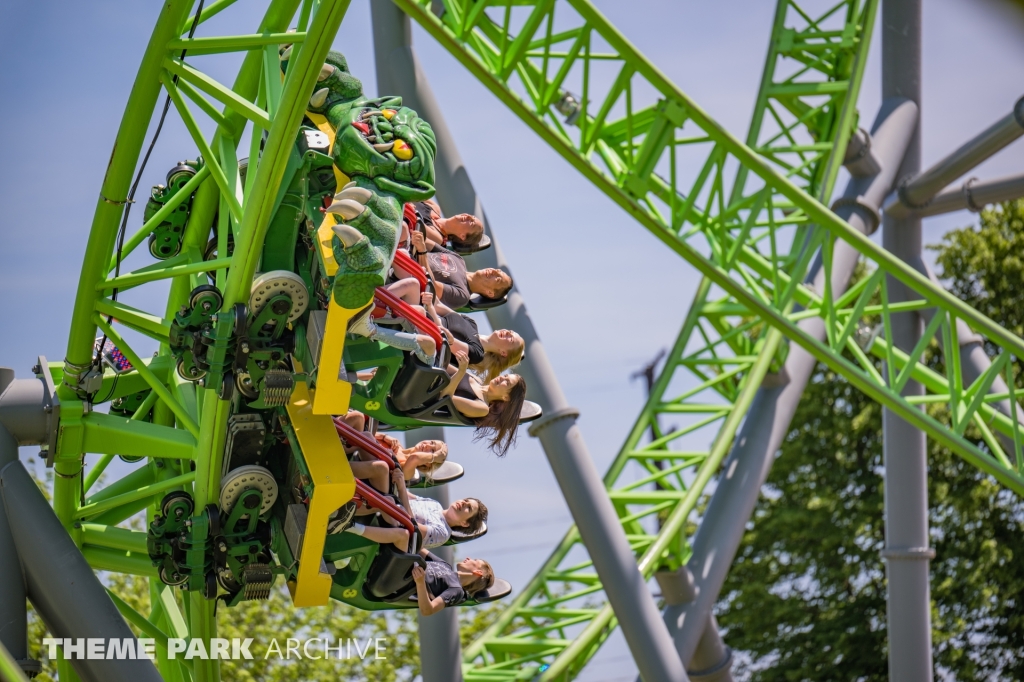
[1, 1, 1023, 680]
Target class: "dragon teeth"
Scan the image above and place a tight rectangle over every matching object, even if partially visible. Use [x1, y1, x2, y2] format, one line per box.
[309, 88, 329, 108]
[318, 64, 335, 82]
[373, 142, 395, 153]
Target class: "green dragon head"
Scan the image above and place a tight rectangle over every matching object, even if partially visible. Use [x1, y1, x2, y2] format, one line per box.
[279, 48, 437, 202]
[332, 101, 437, 202]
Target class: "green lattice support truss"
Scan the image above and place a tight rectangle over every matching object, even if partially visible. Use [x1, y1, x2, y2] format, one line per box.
[389, 0, 1024, 679]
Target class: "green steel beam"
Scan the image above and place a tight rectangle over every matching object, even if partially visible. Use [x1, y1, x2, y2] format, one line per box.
[389, 0, 1024, 679]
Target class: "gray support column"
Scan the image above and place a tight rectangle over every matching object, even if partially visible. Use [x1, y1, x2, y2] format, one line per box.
[881, 1, 934, 679]
[0, 367, 54, 678]
[371, 4, 689, 679]
[0, 461, 163, 682]
[662, 98, 918, 666]
[406, 427, 463, 682]
[0, 422, 26, 672]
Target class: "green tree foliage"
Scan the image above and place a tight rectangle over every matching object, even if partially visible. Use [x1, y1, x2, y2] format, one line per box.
[716, 201, 1024, 680]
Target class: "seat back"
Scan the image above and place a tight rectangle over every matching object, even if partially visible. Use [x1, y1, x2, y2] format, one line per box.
[390, 355, 451, 413]
[472, 577, 512, 603]
[397, 394, 477, 427]
[464, 292, 507, 311]
[364, 544, 426, 600]
[451, 234, 492, 254]
[409, 461, 465, 488]
[519, 400, 544, 423]
[448, 520, 487, 544]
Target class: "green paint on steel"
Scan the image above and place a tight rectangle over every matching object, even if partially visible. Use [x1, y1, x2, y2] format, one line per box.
[389, 0, 1024, 678]
[394, 0, 1024, 496]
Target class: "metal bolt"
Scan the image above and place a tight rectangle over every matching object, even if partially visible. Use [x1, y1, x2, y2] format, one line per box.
[31, 364, 41, 374]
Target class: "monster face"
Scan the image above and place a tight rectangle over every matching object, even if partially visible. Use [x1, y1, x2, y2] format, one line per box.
[279, 47, 437, 202]
[333, 102, 437, 203]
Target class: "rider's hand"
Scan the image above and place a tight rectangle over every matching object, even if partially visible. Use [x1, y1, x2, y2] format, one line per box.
[411, 231, 427, 254]
[412, 565, 426, 583]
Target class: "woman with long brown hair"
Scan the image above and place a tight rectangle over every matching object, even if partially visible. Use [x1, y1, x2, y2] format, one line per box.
[442, 350, 527, 457]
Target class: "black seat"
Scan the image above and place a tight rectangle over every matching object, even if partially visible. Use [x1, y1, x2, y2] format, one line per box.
[448, 520, 487, 544]
[451, 234, 492, 254]
[396, 395, 544, 427]
[394, 394, 478, 427]
[390, 353, 451, 413]
[364, 544, 426, 601]
[472, 577, 512, 603]
[464, 292, 507, 311]
[409, 461, 465, 488]
[519, 401, 543, 423]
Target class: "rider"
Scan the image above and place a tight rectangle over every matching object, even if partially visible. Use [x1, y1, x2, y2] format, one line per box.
[412, 549, 494, 616]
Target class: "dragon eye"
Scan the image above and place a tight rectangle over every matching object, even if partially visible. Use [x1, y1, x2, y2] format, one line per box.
[393, 139, 413, 160]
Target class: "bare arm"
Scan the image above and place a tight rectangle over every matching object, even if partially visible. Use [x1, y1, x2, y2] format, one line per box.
[401, 452, 431, 482]
[442, 350, 471, 398]
[411, 565, 445, 617]
[452, 395, 489, 419]
[392, 469, 412, 516]
[421, 291, 443, 327]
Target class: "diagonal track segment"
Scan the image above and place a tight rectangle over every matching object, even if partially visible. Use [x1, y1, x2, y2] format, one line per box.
[390, 0, 1024, 679]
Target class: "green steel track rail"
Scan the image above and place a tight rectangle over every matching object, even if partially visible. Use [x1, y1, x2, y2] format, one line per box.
[53, 1, 350, 680]
[389, 0, 1024, 679]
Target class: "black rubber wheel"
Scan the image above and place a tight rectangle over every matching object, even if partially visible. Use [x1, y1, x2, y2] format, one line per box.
[218, 371, 235, 401]
[189, 284, 223, 312]
[203, 572, 218, 599]
[176, 359, 206, 382]
[159, 565, 189, 587]
[207, 503, 222, 536]
[160, 490, 194, 519]
[232, 303, 248, 337]
[166, 163, 197, 188]
[148, 232, 182, 260]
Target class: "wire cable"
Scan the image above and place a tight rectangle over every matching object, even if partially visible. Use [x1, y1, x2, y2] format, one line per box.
[90, 0, 207, 395]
